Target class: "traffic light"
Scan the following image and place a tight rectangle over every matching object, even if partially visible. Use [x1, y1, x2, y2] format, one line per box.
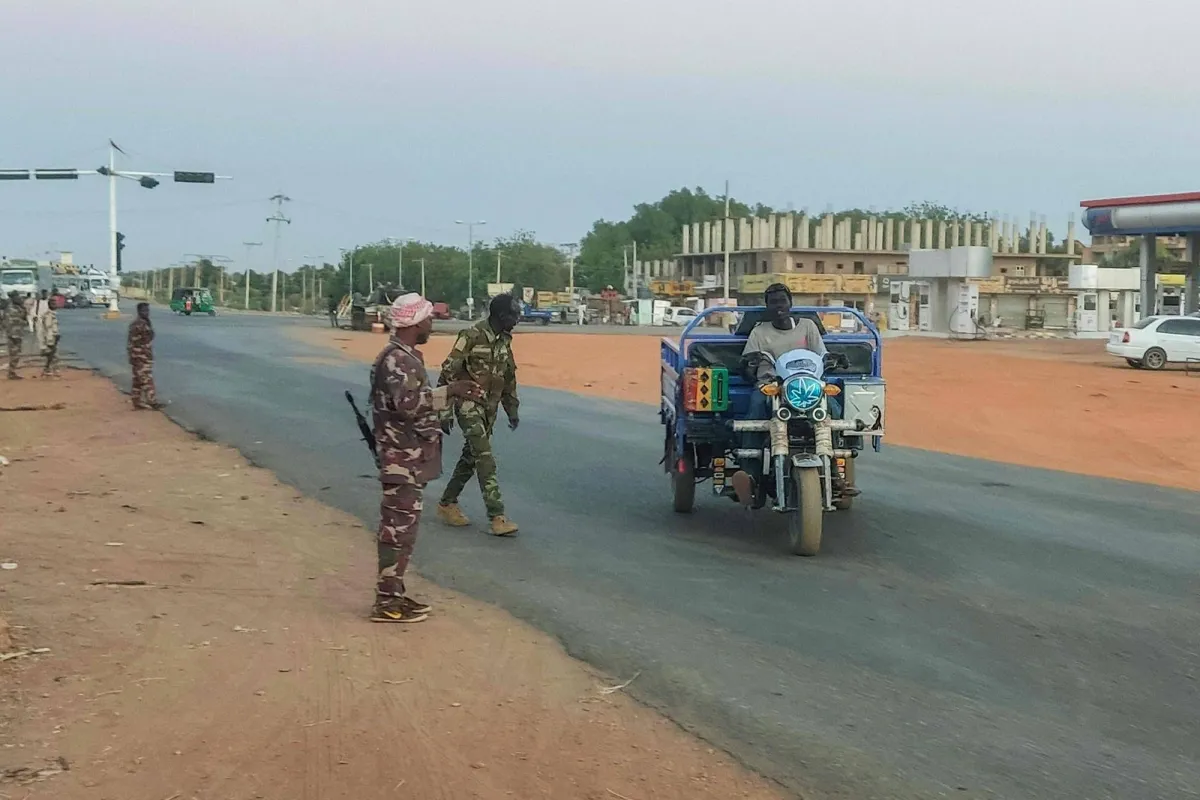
[174, 171, 215, 184]
[139, 176, 160, 189]
[115, 232, 125, 272]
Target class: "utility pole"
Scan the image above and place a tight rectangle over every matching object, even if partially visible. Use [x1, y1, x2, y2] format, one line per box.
[496, 251, 503, 282]
[455, 220, 486, 318]
[242, 241, 262, 310]
[560, 242, 578, 301]
[266, 194, 291, 313]
[0, 140, 230, 317]
[419, 258, 426, 297]
[723, 179, 731, 303]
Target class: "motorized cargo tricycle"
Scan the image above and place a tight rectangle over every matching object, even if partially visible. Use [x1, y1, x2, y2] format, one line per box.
[170, 287, 216, 316]
[660, 306, 886, 556]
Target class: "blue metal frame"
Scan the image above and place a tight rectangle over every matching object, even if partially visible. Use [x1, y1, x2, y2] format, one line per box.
[662, 306, 885, 459]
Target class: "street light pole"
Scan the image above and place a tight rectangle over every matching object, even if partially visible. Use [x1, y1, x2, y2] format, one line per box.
[560, 242, 578, 300]
[107, 144, 118, 316]
[419, 258, 427, 297]
[723, 179, 731, 303]
[243, 241, 262, 310]
[389, 237, 414, 288]
[455, 220, 486, 318]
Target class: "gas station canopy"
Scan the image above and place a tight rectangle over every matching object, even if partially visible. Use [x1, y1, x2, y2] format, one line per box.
[1080, 192, 1200, 317]
[1081, 191, 1200, 236]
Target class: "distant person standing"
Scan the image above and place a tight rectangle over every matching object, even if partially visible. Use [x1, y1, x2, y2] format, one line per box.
[31, 290, 50, 353]
[127, 302, 162, 409]
[39, 296, 60, 378]
[4, 291, 26, 379]
[327, 295, 340, 328]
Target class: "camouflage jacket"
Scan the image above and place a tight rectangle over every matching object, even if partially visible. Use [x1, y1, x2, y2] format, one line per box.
[127, 318, 154, 361]
[2, 300, 25, 339]
[437, 318, 518, 419]
[371, 337, 449, 486]
[39, 309, 59, 343]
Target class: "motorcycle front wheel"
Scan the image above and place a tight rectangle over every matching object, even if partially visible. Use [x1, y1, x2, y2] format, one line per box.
[789, 468, 823, 556]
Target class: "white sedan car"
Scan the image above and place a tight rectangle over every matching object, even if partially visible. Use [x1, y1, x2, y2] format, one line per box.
[1106, 315, 1200, 370]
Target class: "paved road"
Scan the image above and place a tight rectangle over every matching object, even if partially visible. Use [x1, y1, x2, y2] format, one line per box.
[60, 310, 1200, 800]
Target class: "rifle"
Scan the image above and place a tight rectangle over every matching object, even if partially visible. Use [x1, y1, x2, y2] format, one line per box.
[344, 390, 379, 469]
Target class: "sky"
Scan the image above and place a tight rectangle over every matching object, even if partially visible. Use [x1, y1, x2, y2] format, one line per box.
[2, 0, 1198, 273]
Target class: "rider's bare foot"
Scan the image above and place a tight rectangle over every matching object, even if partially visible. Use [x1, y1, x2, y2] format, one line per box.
[731, 471, 755, 507]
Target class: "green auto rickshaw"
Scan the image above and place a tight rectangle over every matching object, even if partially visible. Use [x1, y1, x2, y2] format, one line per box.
[170, 287, 216, 316]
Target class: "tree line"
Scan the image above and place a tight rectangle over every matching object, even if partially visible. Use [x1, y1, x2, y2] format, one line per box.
[127, 187, 1089, 310]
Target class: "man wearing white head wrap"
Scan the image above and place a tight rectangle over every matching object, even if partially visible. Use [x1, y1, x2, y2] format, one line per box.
[367, 293, 482, 623]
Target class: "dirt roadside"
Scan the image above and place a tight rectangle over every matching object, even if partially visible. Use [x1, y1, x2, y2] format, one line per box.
[291, 326, 1200, 492]
[0, 370, 784, 800]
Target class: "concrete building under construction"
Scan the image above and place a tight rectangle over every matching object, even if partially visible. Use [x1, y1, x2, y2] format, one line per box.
[629, 210, 1089, 332]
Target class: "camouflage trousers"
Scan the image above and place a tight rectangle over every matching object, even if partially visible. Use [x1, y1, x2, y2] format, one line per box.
[376, 483, 423, 602]
[6, 336, 21, 377]
[42, 340, 60, 376]
[130, 357, 158, 408]
[440, 404, 504, 518]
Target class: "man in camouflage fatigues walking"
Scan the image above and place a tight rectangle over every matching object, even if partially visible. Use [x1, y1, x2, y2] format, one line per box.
[127, 302, 161, 409]
[436, 293, 522, 536]
[370, 293, 483, 623]
[3, 291, 26, 380]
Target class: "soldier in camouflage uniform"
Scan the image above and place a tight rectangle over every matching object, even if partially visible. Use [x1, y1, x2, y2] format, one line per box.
[370, 293, 483, 623]
[436, 293, 522, 536]
[127, 302, 162, 409]
[3, 291, 26, 380]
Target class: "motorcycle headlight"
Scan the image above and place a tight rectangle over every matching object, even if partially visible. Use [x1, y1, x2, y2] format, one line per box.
[783, 375, 824, 411]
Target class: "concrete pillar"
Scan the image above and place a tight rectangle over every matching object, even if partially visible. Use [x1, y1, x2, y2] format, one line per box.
[951, 221, 961, 248]
[766, 214, 778, 249]
[713, 220, 724, 254]
[885, 219, 895, 250]
[1027, 214, 1036, 254]
[924, 219, 934, 251]
[843, 219, 852, 250]
[1066, 215, 1077, 261]
[691, 223, 701, 255]
[1000, 219, 1010, 253]
[937, 221, 947, 249]
[973, 223, 984, 249]
[1140, 234, 1157, 319]
[858, 219, 868, 251]
[682, 224, 691, 255]
[700, 221, 711, 254]
[1038, 219, 1049, 255]
[739, 218, 752, 250]
[1008, 220, 1017, 254]
[798, 215, 810, 249]
[875, 220, 885, 250]
[1185, 233, 1200, 315]
[868, 218, 878, 251]
[825, 215, 835, 249]
[854, 231, 864, 250]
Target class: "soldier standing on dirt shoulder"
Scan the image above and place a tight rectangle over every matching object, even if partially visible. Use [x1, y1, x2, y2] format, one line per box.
[128, 302, 163, 410]
[435, 293, 521, 537]
[3, 291, 27, 380]
[370, 293, 483, 623]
